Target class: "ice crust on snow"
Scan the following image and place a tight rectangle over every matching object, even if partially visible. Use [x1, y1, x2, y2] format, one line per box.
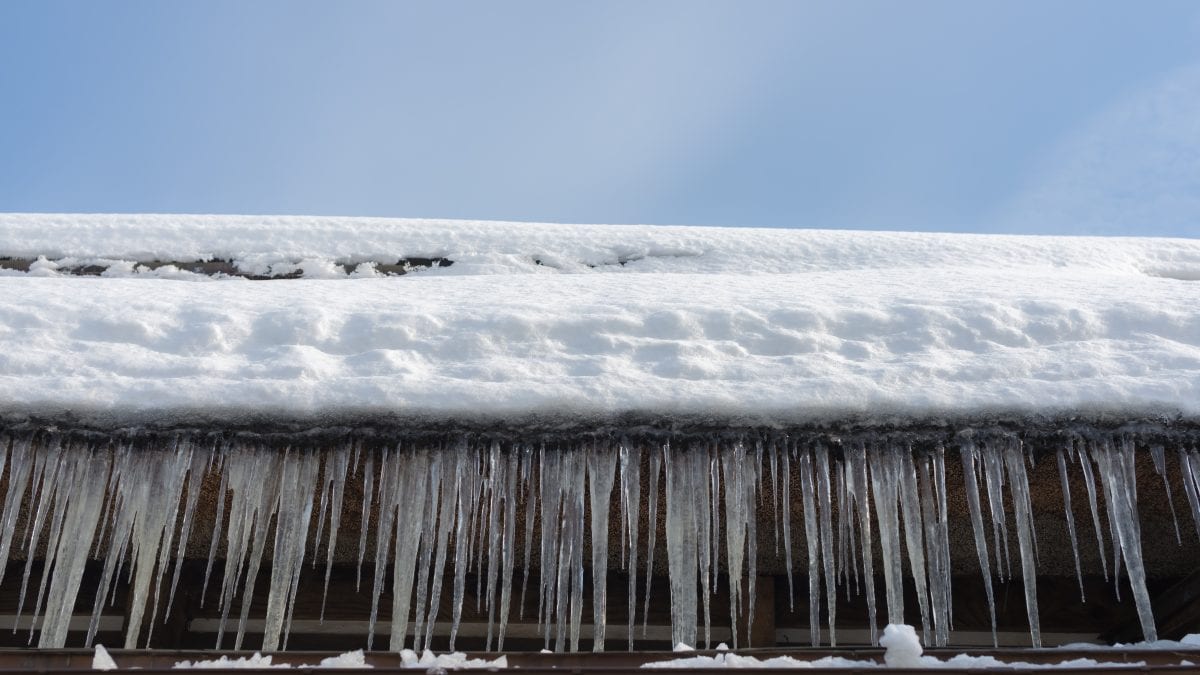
[0, 215, 1198, 421]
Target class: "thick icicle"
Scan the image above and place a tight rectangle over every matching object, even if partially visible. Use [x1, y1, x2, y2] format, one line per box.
[642, 443, 663, 635]
[0, 436, 34, 592]
[1090, 438, 1157, 642]
[797, 446, 822, 646]
[618, 440, 641, 651]
[265, 450, 321, 651]
[813, 444, 838, 647]
[38, 450, 110, 648]
[998, 439, 1040, 648]
[587, 443, 617, 651]
[496, 451, 520, 650]
[664, 445, 699, 649]
[868, 444, 905, 627]
[389, 449, 429, 651]
[721, 443, 749, 649]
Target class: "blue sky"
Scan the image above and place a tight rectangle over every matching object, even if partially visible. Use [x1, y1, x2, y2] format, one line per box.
[2, 1, 1199, 237]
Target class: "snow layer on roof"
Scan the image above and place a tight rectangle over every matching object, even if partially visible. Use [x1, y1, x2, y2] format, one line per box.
[0, 214, 1197, 423]
[3, 212, 1200, 278]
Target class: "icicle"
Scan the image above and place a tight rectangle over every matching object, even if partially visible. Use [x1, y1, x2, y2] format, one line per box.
[999, 438, 1040, 648]
[410, 449, 444, 650]
[1181, 447, 1200, 542]
[236, 450, 285, 651]
[356, 452, 375, 592]
[642, 443, 663, 635]
[1096, 442, 1125, 596]
[958, 441, 990, 621]
[929, 446, 954, 645]
[119, 442, 194, 648]
[38, 450, 111, 648]
[266, 450, 321, 651]
[547, 447, 585, 653]
[449, 443, 480, 650]
[519, 444, 536, 620]
[366, 448, 400, 651]
[483, 443, 504, 650]
[496, 451, 520, 650]
[980, 443, 1011, 581]
[618, 440, 641, 651]
[1075, 438, 1109, 580]
[319, 444, 351, 622]
[587, 442, 617, 651]
[868, 443, 905, 627]
[163, 446, 213, 623]
[664, 444, 699, 649]
[201, 459, 230, 604]
[796, 446, 822, 646]
[0, 435, 35, 588]
[537, 448, 563, 649]
[420, 443, 458, 652]
[16, 437, 66, 631]
[835, 458, 858, 598]
[389, 449, 429, 651]
[781, 442, 795, 611]
[1056, 448, 1085, 601]
[813, 444, 838, 647]
[721, 442, 749, 649]
[845, 441, 878, 644]
[769, 441, 780, 555]
[1090, 437, 1157, 642]
[692, 443, 714, 649]
[896, 449, 932, 646]
[1149, 445, 1181, 544]
[916, 451, 950, 647]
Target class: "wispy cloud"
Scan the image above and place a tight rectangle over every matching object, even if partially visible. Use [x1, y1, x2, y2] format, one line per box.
[999, 64, 1200, 238]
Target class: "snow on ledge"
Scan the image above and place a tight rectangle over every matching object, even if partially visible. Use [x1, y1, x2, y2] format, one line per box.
[0, 214, 1197, 422]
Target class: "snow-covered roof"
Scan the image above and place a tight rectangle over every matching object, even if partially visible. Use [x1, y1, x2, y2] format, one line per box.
[1, 214, 1198, 425]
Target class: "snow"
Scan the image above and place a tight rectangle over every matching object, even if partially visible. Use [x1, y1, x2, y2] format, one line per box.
[93, 645, 118, 671]
[4, 213, 1199, 278]
[1060, 633, 1200, 650]
[398, 649, 508, 670]
[644, 624, 1150, 669]
[172, 650, 372, 669]
[879, 624, 924, 668]
[0, 215, 1198, 423]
